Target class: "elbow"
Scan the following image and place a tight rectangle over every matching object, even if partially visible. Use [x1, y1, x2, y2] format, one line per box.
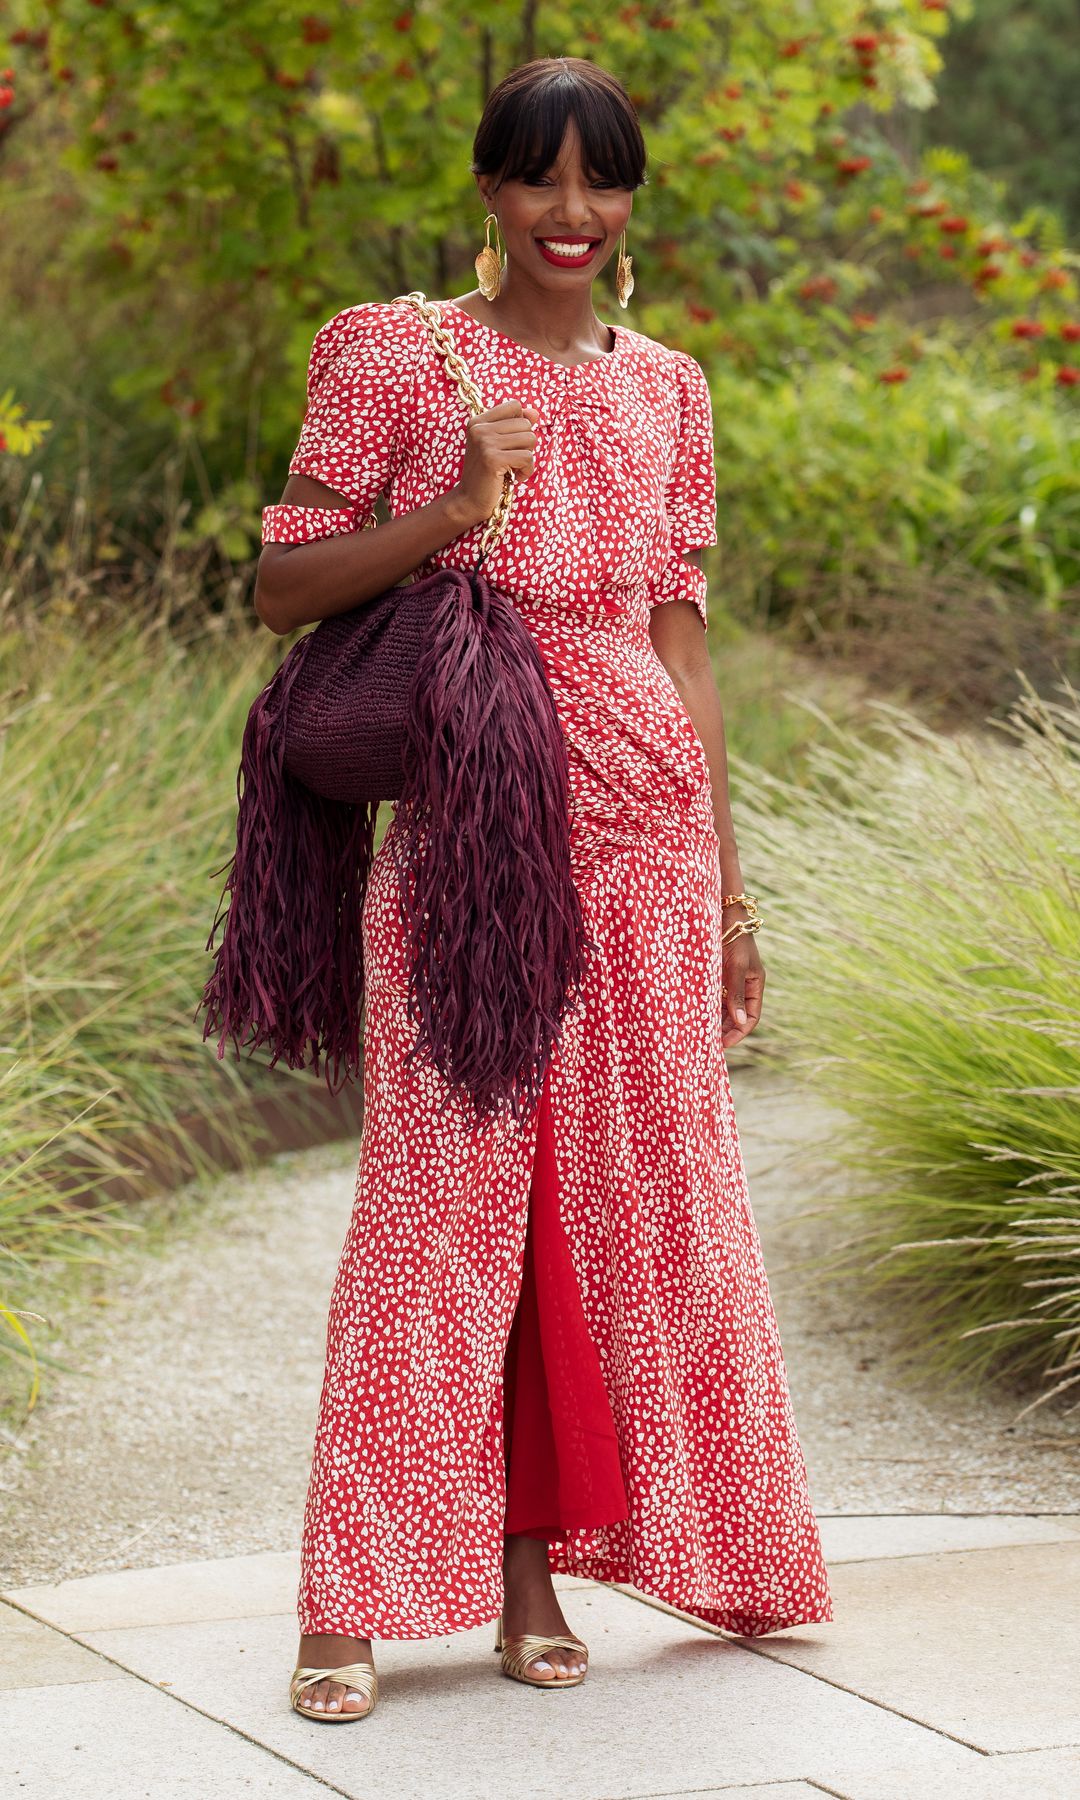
[253, 554, 294, 636]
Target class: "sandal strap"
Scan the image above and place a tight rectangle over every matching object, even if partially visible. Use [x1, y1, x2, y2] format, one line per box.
[290, 1662, 378, 1706]
[500, 1632, 588, 1683]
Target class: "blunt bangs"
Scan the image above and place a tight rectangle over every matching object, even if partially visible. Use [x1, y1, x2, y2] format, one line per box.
[472, 58, 648, 192]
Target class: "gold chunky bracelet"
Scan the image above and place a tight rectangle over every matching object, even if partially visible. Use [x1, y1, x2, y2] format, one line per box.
[721, 917, 762, 946]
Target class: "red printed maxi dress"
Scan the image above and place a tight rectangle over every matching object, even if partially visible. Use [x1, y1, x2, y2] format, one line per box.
[263, 297, 834, 1641]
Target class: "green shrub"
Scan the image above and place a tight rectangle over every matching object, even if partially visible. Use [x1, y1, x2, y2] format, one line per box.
[713, 349, 1080, 622]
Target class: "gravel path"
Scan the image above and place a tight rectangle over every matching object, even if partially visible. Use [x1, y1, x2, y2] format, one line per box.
[2, 1062, 1076, 1590]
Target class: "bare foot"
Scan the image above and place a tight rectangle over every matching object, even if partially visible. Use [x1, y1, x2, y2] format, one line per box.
[293, 1632, 375, 1717]
[501, 1533, 587, 1681]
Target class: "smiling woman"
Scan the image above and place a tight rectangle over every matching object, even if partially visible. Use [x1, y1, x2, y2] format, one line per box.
[272, 54, 833, 1724]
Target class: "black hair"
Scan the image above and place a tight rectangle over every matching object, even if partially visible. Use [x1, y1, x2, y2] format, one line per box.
[471, 56, 648, 191]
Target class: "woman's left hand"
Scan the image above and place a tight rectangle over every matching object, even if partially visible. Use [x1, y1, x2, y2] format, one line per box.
[721, 928, 765, 1050]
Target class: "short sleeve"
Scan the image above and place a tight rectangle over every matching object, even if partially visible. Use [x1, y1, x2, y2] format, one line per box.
[283, 301, 423, 513]
[647, 351, 718, 630]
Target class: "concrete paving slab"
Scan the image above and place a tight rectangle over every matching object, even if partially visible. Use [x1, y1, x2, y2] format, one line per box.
[832, 1745, 1080, 1800]
[638, 1787, 828, 1799]
[817, 1512, 1080, 1564]
[3, 1673, 337, 1797]
[634, 1788, 830, 1799]
[72, 1586, 987, 1800]
[1, 1551, 595, 1635]
[747, 1539, 1080, 1754]
[0, 1601, 125, 1691]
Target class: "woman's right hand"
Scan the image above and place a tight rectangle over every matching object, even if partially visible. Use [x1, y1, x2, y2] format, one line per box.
[450, 400, 540, 527]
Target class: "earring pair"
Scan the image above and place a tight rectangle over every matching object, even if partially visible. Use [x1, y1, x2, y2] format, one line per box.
[475, 213, 635, 307]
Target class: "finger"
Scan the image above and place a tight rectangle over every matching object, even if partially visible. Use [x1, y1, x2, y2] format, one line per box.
[481, 399, 532, 420]
[487, 426, 538, 448]
[742, 969, 765, 1025]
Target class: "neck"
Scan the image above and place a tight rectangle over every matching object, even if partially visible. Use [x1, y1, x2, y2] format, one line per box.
[474, 268, 613, 355]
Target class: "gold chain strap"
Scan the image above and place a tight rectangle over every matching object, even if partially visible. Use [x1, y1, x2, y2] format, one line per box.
[390, 288, 516, 562]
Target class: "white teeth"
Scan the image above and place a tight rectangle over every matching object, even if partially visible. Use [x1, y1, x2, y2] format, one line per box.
[539, 240, 597, 257]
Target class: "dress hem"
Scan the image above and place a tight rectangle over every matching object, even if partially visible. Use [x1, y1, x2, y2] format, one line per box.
[297, 1571, 835, 1644]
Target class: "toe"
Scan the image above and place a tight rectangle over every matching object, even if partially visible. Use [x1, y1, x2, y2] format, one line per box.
[302, 1679, 326, 1712]
[341, 1686, 370, 1715]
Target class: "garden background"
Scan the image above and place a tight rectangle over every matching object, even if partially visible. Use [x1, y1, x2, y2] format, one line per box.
[2, 0, 1079, 1442]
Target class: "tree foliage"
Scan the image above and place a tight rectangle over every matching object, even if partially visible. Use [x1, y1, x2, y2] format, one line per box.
[0, 1, 1077, 504]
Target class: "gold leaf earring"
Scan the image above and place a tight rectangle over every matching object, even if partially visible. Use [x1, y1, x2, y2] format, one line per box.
[615, 227, 635, 309]
[475, 212, 504, 301]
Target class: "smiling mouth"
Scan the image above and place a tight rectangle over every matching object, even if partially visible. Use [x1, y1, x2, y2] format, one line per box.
[535, 237, 603, 262]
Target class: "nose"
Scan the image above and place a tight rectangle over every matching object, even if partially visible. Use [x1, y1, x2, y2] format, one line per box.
[548, 179, 601, 231]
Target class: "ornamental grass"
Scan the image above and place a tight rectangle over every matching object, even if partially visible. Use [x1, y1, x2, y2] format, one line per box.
[733, 671, 1080, 1418]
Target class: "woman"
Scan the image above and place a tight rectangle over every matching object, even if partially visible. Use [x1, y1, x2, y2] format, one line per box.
[255, 56, 833, 1721]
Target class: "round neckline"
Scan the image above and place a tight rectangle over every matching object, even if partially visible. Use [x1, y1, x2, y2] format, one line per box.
[439, 297, 624, 370]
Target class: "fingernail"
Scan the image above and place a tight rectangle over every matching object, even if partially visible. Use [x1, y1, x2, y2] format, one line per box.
[736, 1007, 746, 1022]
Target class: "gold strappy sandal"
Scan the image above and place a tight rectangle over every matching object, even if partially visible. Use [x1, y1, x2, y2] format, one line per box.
[289, 1660, 378, 1721]
[494, 1613, 589, 1689]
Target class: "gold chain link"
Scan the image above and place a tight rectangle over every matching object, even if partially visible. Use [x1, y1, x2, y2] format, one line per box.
[390, 289, 517, 562]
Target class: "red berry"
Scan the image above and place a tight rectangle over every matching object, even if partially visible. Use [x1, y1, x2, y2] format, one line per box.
[939, 215, 969, 234]
[879, 367, 910, 383]
[1010, 319, 1046, 340]
[1060, 322, 1080, 343]
[798, 274, 838, 303]
[1055, 365, 1080, 386]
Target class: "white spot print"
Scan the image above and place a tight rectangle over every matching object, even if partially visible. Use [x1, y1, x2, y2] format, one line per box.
[266, 298, 834, 1640]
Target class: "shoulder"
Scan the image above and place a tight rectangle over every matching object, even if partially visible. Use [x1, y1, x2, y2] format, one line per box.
[302, 300, 428, 390]
[616, 325, 711, 401]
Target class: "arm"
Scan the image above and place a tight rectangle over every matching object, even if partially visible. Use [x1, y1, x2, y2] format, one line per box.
[255, 399, 539, 636]
[648, 559, 764, 1049]
[254, 301, 538, 635]
[254, 474, 479, 635]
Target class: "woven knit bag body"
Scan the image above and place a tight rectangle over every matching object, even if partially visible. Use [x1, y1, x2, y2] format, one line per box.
[197, 293, 596, 1129]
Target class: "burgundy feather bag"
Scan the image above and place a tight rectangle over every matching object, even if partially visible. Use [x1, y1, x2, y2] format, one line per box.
[196, 291, 596, 1129]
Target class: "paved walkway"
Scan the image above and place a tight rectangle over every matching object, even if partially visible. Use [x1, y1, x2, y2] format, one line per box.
[3, 1063, 1078, 1795]
[4, 1523, 1080, 1798]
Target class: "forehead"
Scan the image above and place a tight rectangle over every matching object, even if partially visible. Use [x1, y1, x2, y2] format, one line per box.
[521, 116, 592, 173]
